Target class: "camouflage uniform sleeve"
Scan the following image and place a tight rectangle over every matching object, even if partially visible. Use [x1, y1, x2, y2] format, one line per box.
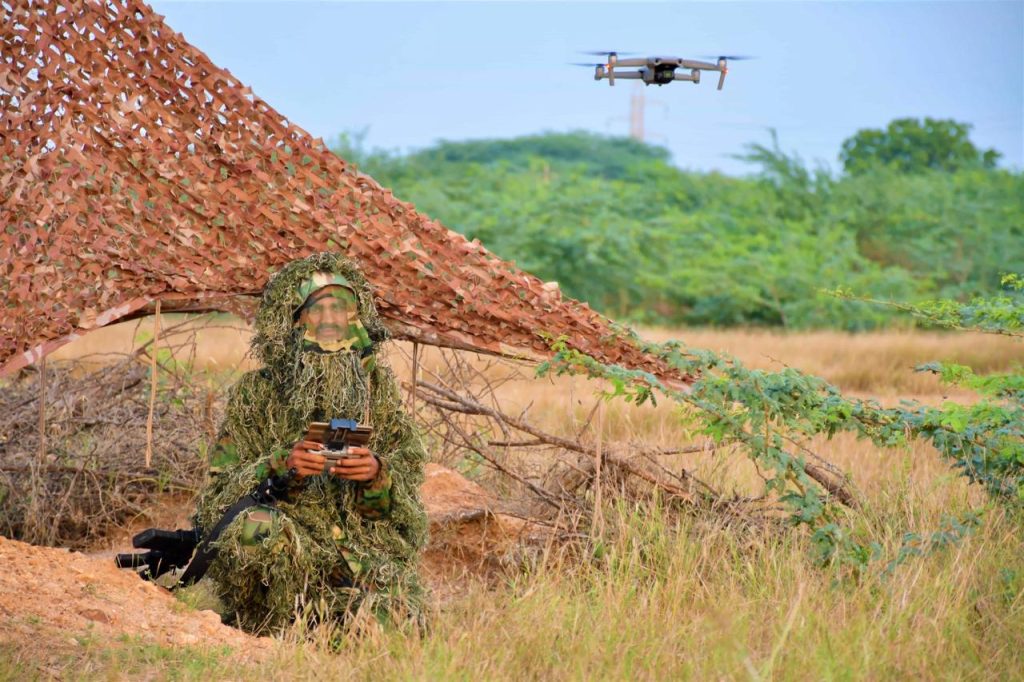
[267, 446, 292, 478]
[353, 457, 393, 519]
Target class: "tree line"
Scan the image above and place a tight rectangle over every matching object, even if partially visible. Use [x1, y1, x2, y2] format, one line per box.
[334, 118, 1023, 329]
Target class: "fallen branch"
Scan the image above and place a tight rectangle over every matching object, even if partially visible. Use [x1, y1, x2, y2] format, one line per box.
[416, 380, 709, 506]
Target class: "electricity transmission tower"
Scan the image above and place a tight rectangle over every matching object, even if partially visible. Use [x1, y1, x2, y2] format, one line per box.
[624, 84, 667, 142]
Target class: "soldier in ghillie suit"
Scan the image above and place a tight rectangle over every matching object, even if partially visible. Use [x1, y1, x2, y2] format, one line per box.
[191, 252, 429, 634]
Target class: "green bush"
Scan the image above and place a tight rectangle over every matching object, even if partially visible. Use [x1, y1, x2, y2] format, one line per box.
[333, 125, 1022, 329]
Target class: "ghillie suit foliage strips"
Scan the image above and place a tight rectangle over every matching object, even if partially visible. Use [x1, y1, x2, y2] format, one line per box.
[192, 253, 429, 633]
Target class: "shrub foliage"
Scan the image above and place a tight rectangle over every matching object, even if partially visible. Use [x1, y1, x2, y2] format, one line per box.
[538, 277, 1023, 570]
[335, 122, 1022, 330]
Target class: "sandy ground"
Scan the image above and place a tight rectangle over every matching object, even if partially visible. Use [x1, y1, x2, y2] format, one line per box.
[0, 464, 545, 674]
[0, 536, 273, 664]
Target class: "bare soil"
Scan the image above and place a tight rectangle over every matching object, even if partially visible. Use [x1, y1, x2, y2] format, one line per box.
[419, 464, 551, 600]
[0, 464, 545, 674]
[0, 535, 273, 666]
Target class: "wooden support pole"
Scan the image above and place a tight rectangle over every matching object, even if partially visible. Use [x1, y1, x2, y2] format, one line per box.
[145, 300, 161, 468]
[409, 340, 419, 413]
[36, 355, 46, 465]
[27, 355, 48, 544]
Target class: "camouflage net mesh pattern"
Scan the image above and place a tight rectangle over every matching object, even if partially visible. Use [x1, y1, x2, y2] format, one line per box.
[1, 0, 689, 385]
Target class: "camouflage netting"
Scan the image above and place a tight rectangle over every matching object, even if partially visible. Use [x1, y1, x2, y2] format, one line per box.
[194, 253, 428, 633]
[0, 0, 691, 386]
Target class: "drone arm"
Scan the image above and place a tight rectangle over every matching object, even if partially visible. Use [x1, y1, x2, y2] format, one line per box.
[610, 58, 647, 68]
[597, 71, 643, 81]
[678, 59, 718, 70]
[673, 70, 700, 83]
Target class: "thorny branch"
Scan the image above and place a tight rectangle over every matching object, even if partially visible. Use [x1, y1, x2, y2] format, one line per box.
[400, 344, 859, 540]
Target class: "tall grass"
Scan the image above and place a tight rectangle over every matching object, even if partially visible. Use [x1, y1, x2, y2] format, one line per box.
[32, 322, 1024, 679]
[55, 500, 1024, 679]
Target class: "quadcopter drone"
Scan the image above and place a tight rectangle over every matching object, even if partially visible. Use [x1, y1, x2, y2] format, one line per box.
[577, 52, 752, 89]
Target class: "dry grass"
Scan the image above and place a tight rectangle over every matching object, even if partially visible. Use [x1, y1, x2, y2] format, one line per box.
[645, 326, 1024, 399]
[32, 320, 1024, 679]
[42, 499, 1024, 680]
[52, 316, 1024, 392]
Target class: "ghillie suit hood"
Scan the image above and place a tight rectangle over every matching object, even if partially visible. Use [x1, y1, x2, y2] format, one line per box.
[251, 252, 390, 373]
[193, 253, 428, 632]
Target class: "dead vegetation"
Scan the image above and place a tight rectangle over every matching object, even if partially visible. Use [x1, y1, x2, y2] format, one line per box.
[403, 345, 796, 543]
[0, 318, 234, 549]
[4, 318, 1022, 557]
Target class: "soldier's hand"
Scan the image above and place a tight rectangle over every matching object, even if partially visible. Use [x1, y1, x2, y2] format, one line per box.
[329, 446, 380, 482]
[286, 440, 327, 480]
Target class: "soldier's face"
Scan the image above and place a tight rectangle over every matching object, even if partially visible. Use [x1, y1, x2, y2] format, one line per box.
[299, 286, 353, 344]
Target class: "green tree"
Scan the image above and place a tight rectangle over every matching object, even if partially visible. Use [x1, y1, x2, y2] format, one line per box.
[330, 129, 1021, 329]
[828, 166, 1024, 298]
[839, 117, 1001, 175]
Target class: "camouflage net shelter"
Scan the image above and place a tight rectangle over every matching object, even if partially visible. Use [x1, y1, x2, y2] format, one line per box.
[0, 0, 689, 383]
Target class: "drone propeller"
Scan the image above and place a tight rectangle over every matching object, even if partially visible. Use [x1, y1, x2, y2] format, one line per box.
[696, 55, 755, 90]
[571, 62, 609, 83]
[578, 51, 627, 86]
[570, 62, 604, 67]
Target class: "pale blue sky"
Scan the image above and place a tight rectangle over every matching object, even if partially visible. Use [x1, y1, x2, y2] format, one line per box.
[152, 1, 1023, 175]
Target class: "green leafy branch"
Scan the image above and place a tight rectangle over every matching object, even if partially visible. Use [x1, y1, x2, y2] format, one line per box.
[835, 276, 1024, 501]
[827, 274, 1024, 337]
[539, 334, 879, 568]
[537, 303, 1022, 570]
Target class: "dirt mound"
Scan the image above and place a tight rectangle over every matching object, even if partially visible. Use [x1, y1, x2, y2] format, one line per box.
[422, 462, 495, 522]
[0, 536, 272, 669]
[0, 465, 546, 671]
[420, 464, 551, 598]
